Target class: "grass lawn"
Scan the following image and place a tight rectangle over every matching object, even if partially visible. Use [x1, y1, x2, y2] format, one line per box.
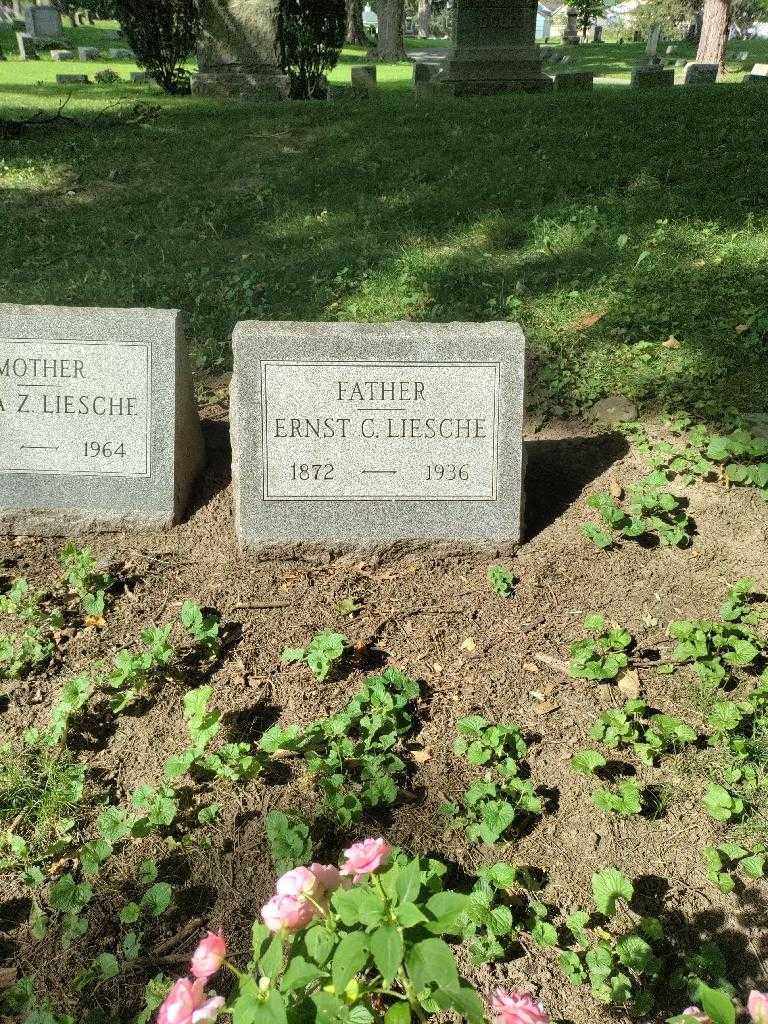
[1, 23, 767, 422]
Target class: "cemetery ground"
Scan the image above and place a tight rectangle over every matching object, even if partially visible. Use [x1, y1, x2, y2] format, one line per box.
[2, 18, 768, 1024]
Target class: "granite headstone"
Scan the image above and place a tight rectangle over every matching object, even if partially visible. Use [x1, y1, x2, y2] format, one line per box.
[230, 321, 526, 553]
[24, 4, 61, 36]
[0, 304, 204, 536]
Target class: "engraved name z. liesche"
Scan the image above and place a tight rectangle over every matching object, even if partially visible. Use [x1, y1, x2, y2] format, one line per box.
[271, 377, 488, 440]
[0, 356, 140, 417]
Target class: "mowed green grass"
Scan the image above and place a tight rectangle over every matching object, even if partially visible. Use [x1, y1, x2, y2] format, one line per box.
[1, 24, 767, 419]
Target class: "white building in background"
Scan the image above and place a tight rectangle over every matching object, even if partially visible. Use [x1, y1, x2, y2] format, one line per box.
[536, 3, 554, 39]
[362, 4, 378, 32]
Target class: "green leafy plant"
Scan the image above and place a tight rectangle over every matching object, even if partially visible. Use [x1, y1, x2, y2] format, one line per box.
[164, 685, 259, 783]
[282, 630, 347, 682]
[583, 473, 693, 550]
[458, 862, 556, 965]
[260, 669, 420, 824]
[170, 844, 485, 1024]
[590, 700, 697, 765]
[703, 841, 767, 893]
[592, 780, 643, 817]
[559, 868, 664, 1013]
[442, 716, 541, 844]
[106, 624, 175, 712]
[265, 811, 314, 875]
[488, 565, 517, 597]
[706, 429, 768, 501]
[180, 600, 221, 658]
[0, 577, 62, 680]
[59, 543, 115, 618]
[569, 614, 632, 681]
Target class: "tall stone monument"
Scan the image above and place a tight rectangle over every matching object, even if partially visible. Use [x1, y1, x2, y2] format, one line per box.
[563, 7, 580, 43]
[191, 0, 289, 99]
[435, 0, 552, 95]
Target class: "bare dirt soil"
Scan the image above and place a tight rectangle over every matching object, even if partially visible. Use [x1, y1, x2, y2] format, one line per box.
[2, 389, 767, 1023]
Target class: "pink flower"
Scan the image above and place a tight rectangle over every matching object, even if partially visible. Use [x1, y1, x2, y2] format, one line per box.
[157, 978, 224, 1024]
[261, 893, 316, 933]
[339, 838, 392, 881]
[190, 931, 226, 982]
[491, 990, 549, 1024]
[309, 863, 344, 893]
[681, 1008, 710, 1024]
[749, 992, 768, 1024]
[276, 866, 322, 901]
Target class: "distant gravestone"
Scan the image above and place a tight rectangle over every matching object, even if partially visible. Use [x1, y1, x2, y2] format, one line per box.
[413, 61, 439, 92]
[684, 62, 718, 83]
[745, 63, 768, 83]
[130, 71, 150, 82]
[51, 49, 76, 60]
[24, 4, 62, 36]
[631, 64, 674, 88]
[77, 46, 100, 60]
[106, 47, 134, 58]
[351, 64, 377, 89]
[592, 24, 603, 42]
[230, 322, 526, 552]
[16, 31, 38, 60]
[555, 69, 594, 90]
[563, 6, 580, 43]
[665, 44, 676, 54]
[56, 72, 89, 83]
[0, 304, 204, 536]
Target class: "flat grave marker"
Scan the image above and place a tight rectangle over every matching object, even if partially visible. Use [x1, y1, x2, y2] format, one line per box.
[0, 304, 204, 535]
[231, 321, 526, 552]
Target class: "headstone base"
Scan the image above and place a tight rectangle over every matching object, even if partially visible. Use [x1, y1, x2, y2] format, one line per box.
[191, 66, 290, 99]
[631, 65, 674, 88]
[436, 48, 553, 94]
[554, 70, 594, 90]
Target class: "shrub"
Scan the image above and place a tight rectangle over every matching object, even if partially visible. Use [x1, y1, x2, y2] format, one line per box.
[277, 0, 346, 99]
[115, 0, 200, 94]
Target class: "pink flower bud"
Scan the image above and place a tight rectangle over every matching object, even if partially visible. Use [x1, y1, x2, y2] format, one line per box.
[276, 866, 322, 901]
[157, 977, 224, 1024]
[190, 931, 226, 982]
[749, 992, 768, 1024]
[491, 990, 549, 1024]
[681, 1008, 710, 1024]
[339, 838, 392, 881]
[261, 893, 316, 933]
[309, 863, 344, 893]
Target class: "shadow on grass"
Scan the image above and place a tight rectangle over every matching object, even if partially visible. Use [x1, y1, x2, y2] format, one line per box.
[0, 82, 766, 418]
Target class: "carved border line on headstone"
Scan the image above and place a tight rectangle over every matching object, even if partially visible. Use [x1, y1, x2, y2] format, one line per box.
[230, 321, 526, 556]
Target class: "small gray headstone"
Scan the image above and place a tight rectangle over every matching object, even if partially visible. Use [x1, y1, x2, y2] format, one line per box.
[665, 44, 676, 54]
[590, 395, 638, 425]
[351, 64, 377, 88]
[16, 31, 38, 60]
[51, 49, 76, 60]
[130, 71, 150, 83]
[106, 47, 134, 59]
[744, 62, 768, 83]
[631, 65, 674, 88]
[684, 62, 718, 84]
[230, 321, 526, 553]
[24, 4, 62, 37]
[0, 304, 204, 536]
[77, 46, 100, 60]
[56, 73, 90, 84]
[554, 70, 594, 90]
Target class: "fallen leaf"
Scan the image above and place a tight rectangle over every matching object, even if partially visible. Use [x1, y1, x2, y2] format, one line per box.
[0, 968, 17, 990]
[617, 668, 641, 699]
[85, 615, 107, 628]
[460, 637, 476, 652]
[609, 479, 624, 499]
[411, 748, 432, 764]
[662, 336, 680, 349]
[523, 661, 540, 673]
[574, 312, 605, 331]
[533, 652, 571, 677]
[432, 663, 443, 675]
[532, 700, 561, 715]
[735, 324, 751, 334]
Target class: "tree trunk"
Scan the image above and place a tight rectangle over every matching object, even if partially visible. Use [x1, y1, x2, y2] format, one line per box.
[377, 0, 406, 60]
[418, 0, 430, 37]
[345, 0, 368, 47]
[696, 0, 730, 69]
